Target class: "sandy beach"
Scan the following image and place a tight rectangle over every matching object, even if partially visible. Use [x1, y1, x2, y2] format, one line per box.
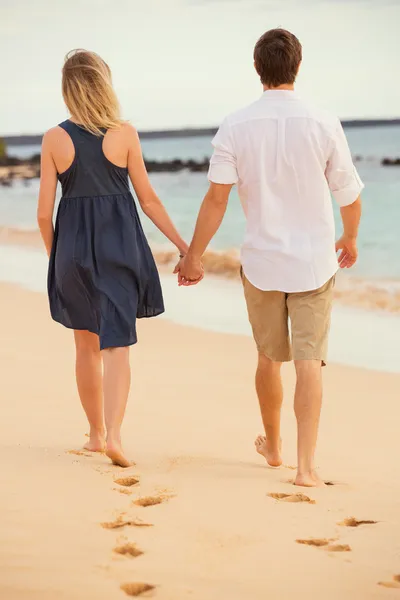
[0, 282, 399, 599]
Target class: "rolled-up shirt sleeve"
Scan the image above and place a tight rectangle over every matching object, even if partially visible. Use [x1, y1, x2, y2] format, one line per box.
[325, 119, 364, 207]
[208, 119, 238, 185]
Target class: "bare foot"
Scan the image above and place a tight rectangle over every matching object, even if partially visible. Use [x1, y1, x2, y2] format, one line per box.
[106, 440, 132, 468]
[255, 435, 282, 467]
[83, 429, 105, 453]
[294, 470, 326, 488]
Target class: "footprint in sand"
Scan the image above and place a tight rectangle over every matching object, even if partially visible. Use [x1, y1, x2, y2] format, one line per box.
[378, 575, 400, 589]
[120, 582, 155, 597]
[268, 492, 316, 504]
[101, 515, 153, 529]
[133, 494, 171, 507]
[338, 517, 378, 527]
[296, 539, 351, 552]
[115, 476, 140, 488]
[66, 449, 93, 457]
[296, 538, 333, 547]
[325, 543, 351, 552]
[114, 488, 133, 496]
[113, 543, 143, 558]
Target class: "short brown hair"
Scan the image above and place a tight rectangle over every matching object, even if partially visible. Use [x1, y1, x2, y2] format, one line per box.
[254, 29, 302, 88]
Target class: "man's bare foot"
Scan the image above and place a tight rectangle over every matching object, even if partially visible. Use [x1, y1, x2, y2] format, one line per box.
[106, 440, 132, 468]
[255, 435, 282, 467]
[84, 429, 105, 453]
[294, 470, 326, 488]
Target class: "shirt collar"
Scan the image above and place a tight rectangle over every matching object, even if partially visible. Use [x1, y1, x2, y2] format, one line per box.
[261, 89, 299, 100]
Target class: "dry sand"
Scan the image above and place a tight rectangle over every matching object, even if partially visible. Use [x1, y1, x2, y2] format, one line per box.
[1, 283, 399, 599]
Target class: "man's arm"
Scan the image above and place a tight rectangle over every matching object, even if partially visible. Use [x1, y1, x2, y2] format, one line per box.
[178, 183, 233, 284]
[325, 119, 364, 269]
[178, 117, 238, 285]
[335, 196, 362, 268]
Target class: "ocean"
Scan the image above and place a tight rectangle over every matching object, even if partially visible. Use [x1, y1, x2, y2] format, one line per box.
[2, 125, 400, 282]
[1, 125, 400, 371]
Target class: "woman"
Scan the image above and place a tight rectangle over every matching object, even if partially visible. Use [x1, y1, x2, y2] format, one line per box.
[37, 49, 191, 468]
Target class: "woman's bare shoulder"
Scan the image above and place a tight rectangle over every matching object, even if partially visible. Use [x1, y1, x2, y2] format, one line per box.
[104, 121, 137, 142]
[119, 121, 139, 139]
[120, 121, 136, 132]
[42, 125, 69, 146]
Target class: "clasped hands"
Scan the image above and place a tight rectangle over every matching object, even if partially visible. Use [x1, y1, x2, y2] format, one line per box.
[174, 254, 204, 286]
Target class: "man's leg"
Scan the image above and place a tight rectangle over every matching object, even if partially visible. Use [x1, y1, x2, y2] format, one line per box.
[255, 353, 283, 467]
[240, 270, 291, 466]
[288, 277, 334, 487]
[293, 360, 323, 486]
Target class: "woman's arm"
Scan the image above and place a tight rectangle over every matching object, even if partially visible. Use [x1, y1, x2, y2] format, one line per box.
[37, 130, 58, 257]
[125, 124, 188, 255]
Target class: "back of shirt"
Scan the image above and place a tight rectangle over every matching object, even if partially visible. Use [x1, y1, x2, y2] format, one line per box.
[208, 90, 363, 292]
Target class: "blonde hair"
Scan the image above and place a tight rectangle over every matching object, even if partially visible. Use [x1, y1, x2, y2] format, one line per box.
[62, 49, 122, 136]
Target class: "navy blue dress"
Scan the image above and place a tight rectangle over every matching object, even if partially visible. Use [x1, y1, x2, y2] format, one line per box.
[48, 120, 164, 349]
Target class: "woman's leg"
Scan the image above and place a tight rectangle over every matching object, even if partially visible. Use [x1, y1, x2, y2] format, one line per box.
[74, 330, 105, 451]
[102, 346, 131, 467]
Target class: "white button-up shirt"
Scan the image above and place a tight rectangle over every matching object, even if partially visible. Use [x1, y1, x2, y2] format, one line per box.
[208, 90, 364, 292]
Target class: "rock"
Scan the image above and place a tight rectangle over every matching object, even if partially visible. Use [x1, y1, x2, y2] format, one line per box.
[187, 158, 209, 172]
[0, 156, 22, 167]
[30, 153, 41, 165]
[382, 157, 400, 166]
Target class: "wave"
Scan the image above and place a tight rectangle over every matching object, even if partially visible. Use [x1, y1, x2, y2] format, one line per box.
[0, 226, 43, 247]
[152, 247, 241, 277]
[2, 226, 400, 314]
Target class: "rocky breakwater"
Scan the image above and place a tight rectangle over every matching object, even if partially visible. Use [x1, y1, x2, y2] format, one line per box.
[381, 157, 400, 166]
[3, 151, 400, 187]
[0, 154, 210, 186]
[0, 154, 41, 186]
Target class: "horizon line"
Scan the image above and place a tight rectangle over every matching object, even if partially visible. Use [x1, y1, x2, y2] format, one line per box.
[3, 118, 400, 144]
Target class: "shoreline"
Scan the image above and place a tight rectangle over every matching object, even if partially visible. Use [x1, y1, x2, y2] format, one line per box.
[1, 281, 400, 599]
[1, 244, 400, 374]
[1, 226, 400, 315]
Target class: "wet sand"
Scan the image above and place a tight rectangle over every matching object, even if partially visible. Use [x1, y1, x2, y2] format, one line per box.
[1, 226, 400, 313]
[1, 283, 400, 599]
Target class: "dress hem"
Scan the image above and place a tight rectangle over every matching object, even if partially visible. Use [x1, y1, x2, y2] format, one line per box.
[49, 315, 144, 350]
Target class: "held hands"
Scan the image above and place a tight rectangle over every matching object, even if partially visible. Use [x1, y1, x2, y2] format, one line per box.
[336, 235, 358, 269]
[173, 254, 204, 286]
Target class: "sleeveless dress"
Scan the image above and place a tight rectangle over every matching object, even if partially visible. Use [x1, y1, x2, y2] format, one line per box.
[48, 120, 164, 349]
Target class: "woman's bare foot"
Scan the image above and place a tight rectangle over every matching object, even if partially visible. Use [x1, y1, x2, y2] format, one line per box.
[83, 429, 105, 452]
[255, 435, 282, 467]
[294, 470, 326, 488]
[106, 438, 132, 468]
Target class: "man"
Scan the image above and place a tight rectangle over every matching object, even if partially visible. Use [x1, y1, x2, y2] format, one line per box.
[177, 28, 362, 487]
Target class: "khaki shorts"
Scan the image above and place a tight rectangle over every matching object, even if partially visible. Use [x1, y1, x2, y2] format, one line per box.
[241, 271, 335, 365]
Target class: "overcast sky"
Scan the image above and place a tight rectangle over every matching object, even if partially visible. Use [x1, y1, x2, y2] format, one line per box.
[1, 0, 399, 134]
